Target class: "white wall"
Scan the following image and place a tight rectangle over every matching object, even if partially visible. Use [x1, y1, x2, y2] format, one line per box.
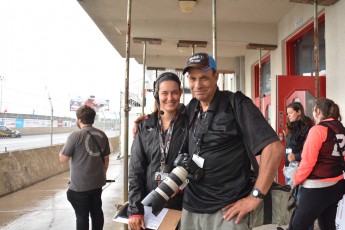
[325, 0, 345, 124]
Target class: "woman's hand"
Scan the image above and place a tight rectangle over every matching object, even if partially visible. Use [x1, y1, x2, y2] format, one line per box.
[288, 153, 296, 162]
[128, 215, 145, 230]
[171, 189, 183, 198]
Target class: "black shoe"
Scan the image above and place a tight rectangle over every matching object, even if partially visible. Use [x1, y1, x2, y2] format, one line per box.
[276, 227, 285, 230]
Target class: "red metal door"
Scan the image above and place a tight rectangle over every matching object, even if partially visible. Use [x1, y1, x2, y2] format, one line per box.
[275, 75, 326, 184]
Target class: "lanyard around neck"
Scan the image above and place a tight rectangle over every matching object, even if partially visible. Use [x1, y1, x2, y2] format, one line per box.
[158, 112, 179, 172]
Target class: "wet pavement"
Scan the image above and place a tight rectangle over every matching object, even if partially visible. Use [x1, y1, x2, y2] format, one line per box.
[0, 152, 285, 230]
[0, 152, 126, 230]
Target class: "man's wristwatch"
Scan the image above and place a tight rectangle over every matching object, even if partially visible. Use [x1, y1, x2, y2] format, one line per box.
[251, 188, 266, 199]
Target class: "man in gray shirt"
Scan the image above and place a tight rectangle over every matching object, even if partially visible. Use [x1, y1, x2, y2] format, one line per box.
[60, 105, 110, 230]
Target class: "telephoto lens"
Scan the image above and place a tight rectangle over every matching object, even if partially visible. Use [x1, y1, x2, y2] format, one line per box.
[141, 166, 188, 216]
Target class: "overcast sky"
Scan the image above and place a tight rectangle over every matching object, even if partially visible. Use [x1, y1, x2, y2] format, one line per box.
[0, 0, 144, 117]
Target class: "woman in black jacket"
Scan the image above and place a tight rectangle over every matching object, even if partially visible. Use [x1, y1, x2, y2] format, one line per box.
[128, 72, 188, 230]
[284, 102, 314, 184]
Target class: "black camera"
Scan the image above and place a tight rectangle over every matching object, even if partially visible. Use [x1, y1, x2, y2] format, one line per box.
[141, 153, 204, 216]
[173, 153, 204, 181]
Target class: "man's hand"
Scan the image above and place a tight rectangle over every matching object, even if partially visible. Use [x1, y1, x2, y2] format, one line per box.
[222, 140, 283, 224]
[132, 115, 149, 137]
[128, 215, 146, 230]
[222, 195, 262, 224]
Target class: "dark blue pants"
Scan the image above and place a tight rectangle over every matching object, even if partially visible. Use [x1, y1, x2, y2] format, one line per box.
[67, 188, 104, 230]
[290, 179, 345, 230]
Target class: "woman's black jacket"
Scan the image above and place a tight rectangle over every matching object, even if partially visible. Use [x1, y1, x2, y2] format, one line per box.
[128, 105, 189, 216]
[285, 119, 312, 166]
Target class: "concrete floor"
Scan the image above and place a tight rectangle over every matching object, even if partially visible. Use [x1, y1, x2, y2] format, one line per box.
[0, 152, 285, 230]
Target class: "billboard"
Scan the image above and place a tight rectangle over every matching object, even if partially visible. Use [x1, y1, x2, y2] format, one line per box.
[70, 95, 109, 111]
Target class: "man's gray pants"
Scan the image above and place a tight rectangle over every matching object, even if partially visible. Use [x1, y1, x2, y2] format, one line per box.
[180, 208, 250, 230]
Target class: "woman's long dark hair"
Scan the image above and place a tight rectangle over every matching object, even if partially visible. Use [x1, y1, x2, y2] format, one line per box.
[286, 102, 314, 137]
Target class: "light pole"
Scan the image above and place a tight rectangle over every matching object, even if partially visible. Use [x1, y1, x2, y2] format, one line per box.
[45, 86, 53, 146]
[0, 76, 4, 113]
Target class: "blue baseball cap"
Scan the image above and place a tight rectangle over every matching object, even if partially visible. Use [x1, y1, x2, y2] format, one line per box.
[182, 53, 217, 75]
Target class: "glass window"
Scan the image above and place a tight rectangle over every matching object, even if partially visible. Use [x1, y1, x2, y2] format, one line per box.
[294, 21, 325, 76]
[261, 59, 271, 96]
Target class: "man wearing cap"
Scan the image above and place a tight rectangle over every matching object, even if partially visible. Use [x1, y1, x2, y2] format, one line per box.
[132, 53, 284, 229]
[179, 53, 284, 229]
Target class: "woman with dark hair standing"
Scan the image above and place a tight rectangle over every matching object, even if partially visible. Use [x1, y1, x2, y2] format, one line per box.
[284, 102, 314, 184]
[128, 72, 188, 230]
[290, 98, 345, 230]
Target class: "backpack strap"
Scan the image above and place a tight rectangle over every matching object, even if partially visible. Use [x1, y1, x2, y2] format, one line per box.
[87, 130, 105, 164]
[228, 91, 260, 176]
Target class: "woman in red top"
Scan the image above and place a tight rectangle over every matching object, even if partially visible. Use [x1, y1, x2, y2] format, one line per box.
[290, 98, 345, 230]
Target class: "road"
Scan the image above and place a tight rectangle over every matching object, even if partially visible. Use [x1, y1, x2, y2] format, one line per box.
[0, 130, 119, 153]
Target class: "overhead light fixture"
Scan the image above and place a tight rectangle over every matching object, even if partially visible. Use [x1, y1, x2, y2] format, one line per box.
[179, 0, 197, 13]
[289, 0, 338, 6]
[246, 43, 277, 51]
[177, 40, 207, 48]
[133, 37, 162, 45]
[177, 40, 207, 53]
[147, 67, 166, 71]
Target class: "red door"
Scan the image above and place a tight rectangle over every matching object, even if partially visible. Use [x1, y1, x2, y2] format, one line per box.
[276, 75, 326, 184]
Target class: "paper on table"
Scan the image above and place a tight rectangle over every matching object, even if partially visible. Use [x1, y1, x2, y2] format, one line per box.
[144, 206, 168, 229]
[113, 206, 168, 230]
[113, 215, 128, 224]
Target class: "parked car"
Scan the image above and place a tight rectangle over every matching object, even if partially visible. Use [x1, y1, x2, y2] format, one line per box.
[0, 126, 22, 138]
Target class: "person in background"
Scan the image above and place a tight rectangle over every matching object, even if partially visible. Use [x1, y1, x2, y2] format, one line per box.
[284, 102, 314, 184]
[128, 72, 188, 230]
[59, 105, 110, 230]
[290, 98, 345, 230]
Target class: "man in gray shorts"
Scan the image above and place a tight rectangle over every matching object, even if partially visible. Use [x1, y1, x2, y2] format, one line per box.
[180, 53, 284, 230]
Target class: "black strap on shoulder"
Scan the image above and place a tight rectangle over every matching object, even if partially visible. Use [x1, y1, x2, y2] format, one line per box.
[87, 130, 105, 164]
[228, 91, 260, 176]
[319, 122, 345, 172]
[229, 91, 274, 224]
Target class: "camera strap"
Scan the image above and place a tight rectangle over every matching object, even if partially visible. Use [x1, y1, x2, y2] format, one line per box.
[177, 117, 189, 157]
[191, 100, 218, 156]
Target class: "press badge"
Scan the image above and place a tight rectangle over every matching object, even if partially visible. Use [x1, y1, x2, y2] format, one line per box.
[192, 154, 205, 168]
[155, 172, 168, 181]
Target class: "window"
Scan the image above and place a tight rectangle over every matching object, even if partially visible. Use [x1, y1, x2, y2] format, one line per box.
[254, 55, 271, 98]
[287, 14, 325, 76]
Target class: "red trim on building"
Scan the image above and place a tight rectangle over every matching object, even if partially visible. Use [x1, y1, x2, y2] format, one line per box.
[286, 14, 325, 75]
[254, 54, 270, 98]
